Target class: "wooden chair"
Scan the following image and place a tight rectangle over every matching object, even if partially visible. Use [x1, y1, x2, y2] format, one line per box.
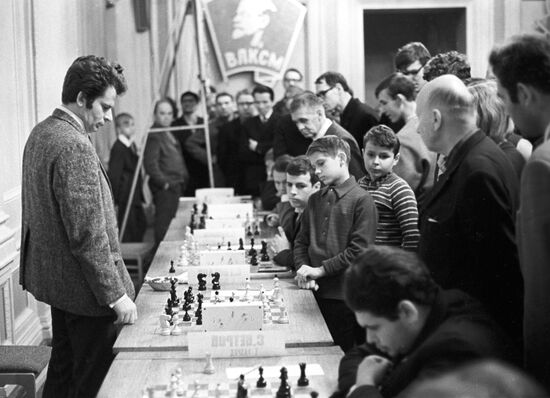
[120, 242, 154, 282]
[0, 345, 51, 398]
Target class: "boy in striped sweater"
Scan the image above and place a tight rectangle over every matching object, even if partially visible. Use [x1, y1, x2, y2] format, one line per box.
[359, 125, 420, 251]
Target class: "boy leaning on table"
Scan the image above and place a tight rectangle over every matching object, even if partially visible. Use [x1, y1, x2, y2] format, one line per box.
[293, 135, 378, 352]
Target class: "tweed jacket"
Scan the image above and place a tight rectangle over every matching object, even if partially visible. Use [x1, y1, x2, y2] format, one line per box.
[20, 109, 135, 317]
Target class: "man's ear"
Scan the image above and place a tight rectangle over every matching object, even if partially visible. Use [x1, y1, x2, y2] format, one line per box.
[337, 151, 348, 166]
[517, 82, 535, 106]
[312, 181, 321, 191]
[76, 91, 87, 107]
[433, 109, 442, 132]
[397, 300, 419, 323]
[393, 152, 400, 166]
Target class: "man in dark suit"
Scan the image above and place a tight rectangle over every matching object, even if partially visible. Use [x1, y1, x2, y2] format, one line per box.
[416, 75, 522, 346]
[489, 33, 550, 389]
[315, 71, 379, 149]
[20, 56, 137, 398]
[108, 113, 146, 242]
[218, 89, 257, 193]
[332, 246, 517, 398]
[290, 92, 366, 180]
[239, 85, 279, 196]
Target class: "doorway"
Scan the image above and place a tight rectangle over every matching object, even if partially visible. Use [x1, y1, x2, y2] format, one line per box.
[363, 8, 466, 105]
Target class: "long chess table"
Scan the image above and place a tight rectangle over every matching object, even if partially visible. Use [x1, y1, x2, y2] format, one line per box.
[98, 346, 343, 397]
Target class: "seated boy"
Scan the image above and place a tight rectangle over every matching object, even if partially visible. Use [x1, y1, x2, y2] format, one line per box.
[261, 154, 292, 211]
[271, 155, 321, 269]
[294, 136, 378, 352]
[332, 246, 517, 398]
[359, 125, 419, 251]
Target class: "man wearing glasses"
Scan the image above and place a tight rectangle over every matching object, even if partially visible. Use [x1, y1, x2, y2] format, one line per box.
[273, 67, 304, 116]
[314, 71, 379, 150]
[394, 42, 431, 94]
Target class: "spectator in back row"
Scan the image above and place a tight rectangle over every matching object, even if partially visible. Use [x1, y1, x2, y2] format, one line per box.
[290, 92, 366, 180]
[394, 41, 431, 94]
[315, 71, 379, 149]
[273, 67, 304, 116]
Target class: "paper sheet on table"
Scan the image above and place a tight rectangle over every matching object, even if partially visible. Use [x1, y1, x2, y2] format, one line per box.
[226, 363, 323, 379]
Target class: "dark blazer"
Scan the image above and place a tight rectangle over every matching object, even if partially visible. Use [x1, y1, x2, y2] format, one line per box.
[108, 139, 143, 208]
[325, 121, 367, 180]
[217, 117, 245, 193]
[272, 114, 312, 158]
[334, 289, 517, 398]
[273, 202, 301, 269]
[340, 98, 379, 149]
[418, 131, 522, 344]
[239, 113, 279, 196]
[20, 109, 135, 317]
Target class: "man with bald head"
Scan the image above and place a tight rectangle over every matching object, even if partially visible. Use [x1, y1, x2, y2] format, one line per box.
[416, 75, 522, 345]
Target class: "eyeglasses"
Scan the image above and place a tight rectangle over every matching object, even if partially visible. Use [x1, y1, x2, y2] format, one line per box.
[316, 86, 335, 98]
[237, 102, 254, 106]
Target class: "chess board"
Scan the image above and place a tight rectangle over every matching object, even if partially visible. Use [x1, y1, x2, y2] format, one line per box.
[147, 380, 317, 397]
[156, 289, 287, 335]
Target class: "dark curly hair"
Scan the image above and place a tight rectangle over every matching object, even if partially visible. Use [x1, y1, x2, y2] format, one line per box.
[423, 51, 471, 83]
[344, 246, 439, 320]
[62, 55, 127, 108]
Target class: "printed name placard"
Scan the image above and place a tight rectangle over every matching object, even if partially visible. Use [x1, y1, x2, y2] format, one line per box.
[202, 300, 263, 331]
[187, 264, 250, 286]
[195, 188, 234, 203]
[207, 203, 254, 220]
[199, 250, 246, 266]
[188, 330, 285, 358]
[205, 218, 244, 229]
[193, 228, 244, 245]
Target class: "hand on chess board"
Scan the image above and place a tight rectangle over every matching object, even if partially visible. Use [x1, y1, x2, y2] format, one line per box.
[296, 265, 326, 281]
[356, 355, 393, 387]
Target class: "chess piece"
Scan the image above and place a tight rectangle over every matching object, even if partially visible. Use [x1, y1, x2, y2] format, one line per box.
[217, 243, 222, 250]
[182, 308, 191, 322]
[199, 215, 206, 229]
[238, 238, 245, 250]
[230, 291, 236, 302]
[260, 241, 270, 262]
[195, 308, 203, 325]
[227, 241, 232, 250]
[169, 260, 176, 273]
[197, 273, 207, 291]
[203, 353, 215, 374]
[214, 290, 222, 303]
[276, 367, 291, 398]
[250, 252, 258, 266]
[276, 302, 289, 324]
[202, 203, 208, 215]
[248, 239, 257, 257]
[297, 362, 309, 387]
[159, 314, 172, 336]
[193, 203, 198, 214]
[254, 224, 260, 236]
[187, 286, 195, 303]
[171, 316, 183, 335]
[211, 272, 221, 290]
[237, 374, 248, 398]
[256, 366, 267, 388]
[246, 226, 253, 237]
[310, 392, 319, 398]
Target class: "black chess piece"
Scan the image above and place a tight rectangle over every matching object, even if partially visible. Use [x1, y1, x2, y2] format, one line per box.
[195, 294, 203, 317]
[211, 272, 221, 290]
[238, 238, 245, 250]
[227, 241, 232, 250]
[199, 215, 206, 229]
[254, 224, 260, 236]
[170, 279, 179, 306]
[195, 308, 203, 325]
[202, 203, 208, 215]
[250, 252, 258, 266]
[169, 260, 175, 273]
[310, 392, 319, 398]
[256, 366, 267, 388]
[193, 203, 198, 214]
[237, 374, 248, 398]
[246, 226, 253, 237]
[297, 362, 309, 387]
[187, 286, 194, 303]
[189, 213, 196, 230]
[182, 308, 191, 322]
[276, 367, 291, 398]
[218, 243, 222, 250]
[198, 273, 207, 291]
[248, 239, 257, 257]
[260, 241, 270, 262]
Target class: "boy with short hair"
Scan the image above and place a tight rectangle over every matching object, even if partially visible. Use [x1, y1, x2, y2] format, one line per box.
[294, 136, 377, 352]
[359, 125, 419, 251]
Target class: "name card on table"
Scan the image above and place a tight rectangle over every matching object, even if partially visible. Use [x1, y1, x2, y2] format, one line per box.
[187, 263, 250, 286]
[205, 218, 244, 229]
[199, 250, 246, 266]
[195, 188, 234, 203]
[207, 203, 254, 220]
[202, 300, 263, 331]
[193, 228, 244, 245]
[188, 330, 285, 358]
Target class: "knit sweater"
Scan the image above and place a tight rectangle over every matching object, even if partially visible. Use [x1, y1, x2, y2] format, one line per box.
[358, 172, 419, 251]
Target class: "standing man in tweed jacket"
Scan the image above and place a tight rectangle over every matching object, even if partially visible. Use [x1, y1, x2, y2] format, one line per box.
[20, 56, 137, 398]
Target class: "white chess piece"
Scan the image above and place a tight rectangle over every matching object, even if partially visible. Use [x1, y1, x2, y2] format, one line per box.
[159, 314, 172, 336]
[203, 353, 216, 374]
[276, 302, 289, 324]
[171, 315, 183, 336]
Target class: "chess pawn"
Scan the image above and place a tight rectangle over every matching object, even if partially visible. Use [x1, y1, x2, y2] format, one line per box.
[159, 314, 172, 336]
[297, 362, 309, 387]
[248, 239, 256, 256]
[276, 367, 291, 398]
[238, 238, 245, 250]
[256, 366, 267, 388]
[246, 226, 253, 237]
[227, 241, 232, 250]
[277, 303, 289, 324]
[169, 260, 176, 273]
[250, 252, 258, 266]
[203, 353, 215, 374]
